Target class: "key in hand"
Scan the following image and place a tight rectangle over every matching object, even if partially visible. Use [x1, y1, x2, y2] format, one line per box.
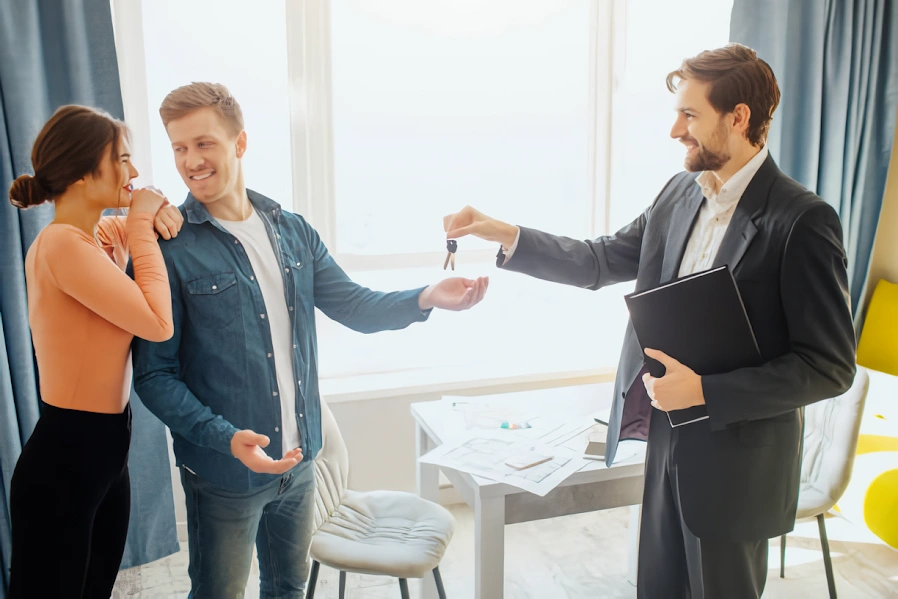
[443, 239, 457, 270]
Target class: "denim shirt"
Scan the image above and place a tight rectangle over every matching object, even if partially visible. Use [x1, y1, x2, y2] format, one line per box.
[132, 190, 430, 492]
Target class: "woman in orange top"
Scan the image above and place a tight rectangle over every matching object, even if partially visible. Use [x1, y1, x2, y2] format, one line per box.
[7, 105, 180, 598]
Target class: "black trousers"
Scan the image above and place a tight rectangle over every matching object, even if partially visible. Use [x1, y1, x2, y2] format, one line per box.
[637, 406, 768, 599]
[9, 402, 132, 599]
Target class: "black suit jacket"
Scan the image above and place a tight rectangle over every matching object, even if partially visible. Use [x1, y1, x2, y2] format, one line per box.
[501, 155, 857, 540]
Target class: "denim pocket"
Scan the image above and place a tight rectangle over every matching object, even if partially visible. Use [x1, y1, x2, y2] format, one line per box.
[185, 272, 240, 329]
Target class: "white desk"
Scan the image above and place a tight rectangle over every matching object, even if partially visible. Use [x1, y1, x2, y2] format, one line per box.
[412, 383, 646, 599]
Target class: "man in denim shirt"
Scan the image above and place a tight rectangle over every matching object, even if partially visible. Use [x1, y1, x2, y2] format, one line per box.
[132, 83, 488, 599]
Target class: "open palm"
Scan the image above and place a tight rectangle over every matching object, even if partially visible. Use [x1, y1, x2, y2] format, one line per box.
[421, 276, 489, 312]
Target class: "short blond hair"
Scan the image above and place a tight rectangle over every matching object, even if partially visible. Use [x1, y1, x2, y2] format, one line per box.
[160, 82, 244, 136]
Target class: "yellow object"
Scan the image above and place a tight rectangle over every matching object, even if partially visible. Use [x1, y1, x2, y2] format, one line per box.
[836, 433, 898, 548]
[864, 469, 898, 548]
[837, 452, 898, 549]
[858, 279, 898, 375]
[856, 434, 898, 455]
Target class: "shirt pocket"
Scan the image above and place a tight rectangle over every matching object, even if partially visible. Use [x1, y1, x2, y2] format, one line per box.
[286, 253, 313, 312]
[185, 272, 240, 329]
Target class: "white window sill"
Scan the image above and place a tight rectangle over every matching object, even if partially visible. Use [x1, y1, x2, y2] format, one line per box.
[317, 261, 633, 403]
[319, 361, 619, 404]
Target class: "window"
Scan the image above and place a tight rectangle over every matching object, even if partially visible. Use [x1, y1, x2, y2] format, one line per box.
[608, 0, 734, 231]
[330, 1, 592, 257]
[139, 0, 294, 207]
[114, 1, 733, 385]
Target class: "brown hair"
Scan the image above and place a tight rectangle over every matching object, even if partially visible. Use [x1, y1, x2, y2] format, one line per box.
[9, 105, 129, 209]
[666, 44, 780, 147]
[159, 82, 244, 136]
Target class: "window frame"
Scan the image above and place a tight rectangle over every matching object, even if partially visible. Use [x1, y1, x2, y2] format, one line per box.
[285, 0, 627, 271]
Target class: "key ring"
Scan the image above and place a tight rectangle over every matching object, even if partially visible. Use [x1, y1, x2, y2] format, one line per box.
[443, 239, 457, 270]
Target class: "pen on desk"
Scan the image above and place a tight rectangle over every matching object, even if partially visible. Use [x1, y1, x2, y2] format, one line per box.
[500, 421, 531, 430]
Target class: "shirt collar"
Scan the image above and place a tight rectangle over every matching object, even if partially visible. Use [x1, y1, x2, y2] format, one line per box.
[695, 145, 769, 212]
[184, 189, 282, 225]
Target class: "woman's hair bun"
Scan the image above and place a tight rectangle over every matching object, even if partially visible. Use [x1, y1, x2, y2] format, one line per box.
[9, 174, 50, 209]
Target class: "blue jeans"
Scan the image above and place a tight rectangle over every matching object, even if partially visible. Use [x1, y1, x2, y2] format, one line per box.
[181, 461, 316, 599]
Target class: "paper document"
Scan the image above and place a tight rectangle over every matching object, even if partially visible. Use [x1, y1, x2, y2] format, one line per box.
[610, 439, 647, 465]
[428, 396, 647, 495]
[419, 436, 584, 496]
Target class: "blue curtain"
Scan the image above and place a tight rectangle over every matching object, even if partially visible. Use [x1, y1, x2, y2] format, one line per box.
[730, 0, 898, 318]
[0, 1, 178, 594]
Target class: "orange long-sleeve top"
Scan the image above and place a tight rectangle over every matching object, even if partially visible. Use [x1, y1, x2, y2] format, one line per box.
[25, 212, 174, 414]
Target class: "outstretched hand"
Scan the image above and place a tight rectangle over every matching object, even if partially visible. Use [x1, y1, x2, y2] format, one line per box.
[443, 206, 518, 248]
[230, 430, 302, 475]
[418, 276, 489, 312]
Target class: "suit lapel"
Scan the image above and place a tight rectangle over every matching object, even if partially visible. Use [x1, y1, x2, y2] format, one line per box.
[660, 181, 704, 283]
[710, 206, 758, 272]
[711, 155, 777, 272]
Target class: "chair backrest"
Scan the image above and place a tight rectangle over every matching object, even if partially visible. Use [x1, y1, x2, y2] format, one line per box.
[313, 399, 350, 531]
[800, 367, 870, 510]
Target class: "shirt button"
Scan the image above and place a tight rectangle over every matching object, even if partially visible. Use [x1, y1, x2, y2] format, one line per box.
[297, 380, 302, 386]
[289, 306, 294, 311]
[299, 413, 304, 418]
[273, 392, 278, 397]
[260, 314, 266, 319]
[293, 344, 297, 349]
[275, 427, 279, 432]
[211, 285, 217, 290]
[285, 268, 289, 273]
[267, 353, 272, 358]
[250, 276, 255, 281]
[234, 240, 239, 244]
[296, 262, 301, 267]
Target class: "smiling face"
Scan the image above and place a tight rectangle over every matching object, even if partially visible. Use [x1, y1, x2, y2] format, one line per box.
[665, 45, 783, 172]
[82, 133, 140, 209]
[668, 79, 734, 173]
[165, 106, 246, 206]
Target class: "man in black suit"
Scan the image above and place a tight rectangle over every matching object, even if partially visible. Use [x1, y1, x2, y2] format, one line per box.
[443, 44, 856, 598]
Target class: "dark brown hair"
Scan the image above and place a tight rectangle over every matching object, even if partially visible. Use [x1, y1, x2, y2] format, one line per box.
[160, 82, 244, 136]
[666, 44, 781, 147]
[9, 105, 129, 209]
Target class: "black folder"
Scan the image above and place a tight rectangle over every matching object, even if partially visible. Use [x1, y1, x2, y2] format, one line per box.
[624, 265, 762, 427]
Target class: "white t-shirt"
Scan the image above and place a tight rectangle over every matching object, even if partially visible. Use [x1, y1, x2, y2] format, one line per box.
[217, 209, 300, 457]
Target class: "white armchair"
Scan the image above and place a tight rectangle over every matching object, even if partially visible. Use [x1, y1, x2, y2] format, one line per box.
[780, 367, 870, 599]
[309, 401, 455, 599]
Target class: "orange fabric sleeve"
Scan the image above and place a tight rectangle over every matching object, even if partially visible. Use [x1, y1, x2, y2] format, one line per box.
[45, 212, 173, 342]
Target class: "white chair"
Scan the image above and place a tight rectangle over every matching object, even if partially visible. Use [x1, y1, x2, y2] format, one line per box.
[308, 400, 455, 599]
[780, 367, 870, 599]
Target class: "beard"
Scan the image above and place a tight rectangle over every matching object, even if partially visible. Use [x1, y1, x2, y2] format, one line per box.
[683, 119, 730, 172]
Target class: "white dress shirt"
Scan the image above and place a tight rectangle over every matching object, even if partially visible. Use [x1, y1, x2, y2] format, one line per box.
[678, 146, 768, 276]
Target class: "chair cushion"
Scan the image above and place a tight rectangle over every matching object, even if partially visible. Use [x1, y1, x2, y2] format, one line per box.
[310, 489, 455, 579]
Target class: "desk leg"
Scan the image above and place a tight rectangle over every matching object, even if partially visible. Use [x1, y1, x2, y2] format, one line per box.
[627, 504, 641, 586]
[415, 423, 441, 599]
[474, 492, 505, 599]
[415, 424, 440, 502]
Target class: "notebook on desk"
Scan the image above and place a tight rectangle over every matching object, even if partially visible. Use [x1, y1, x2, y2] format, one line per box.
[624, 265, 762, 427]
